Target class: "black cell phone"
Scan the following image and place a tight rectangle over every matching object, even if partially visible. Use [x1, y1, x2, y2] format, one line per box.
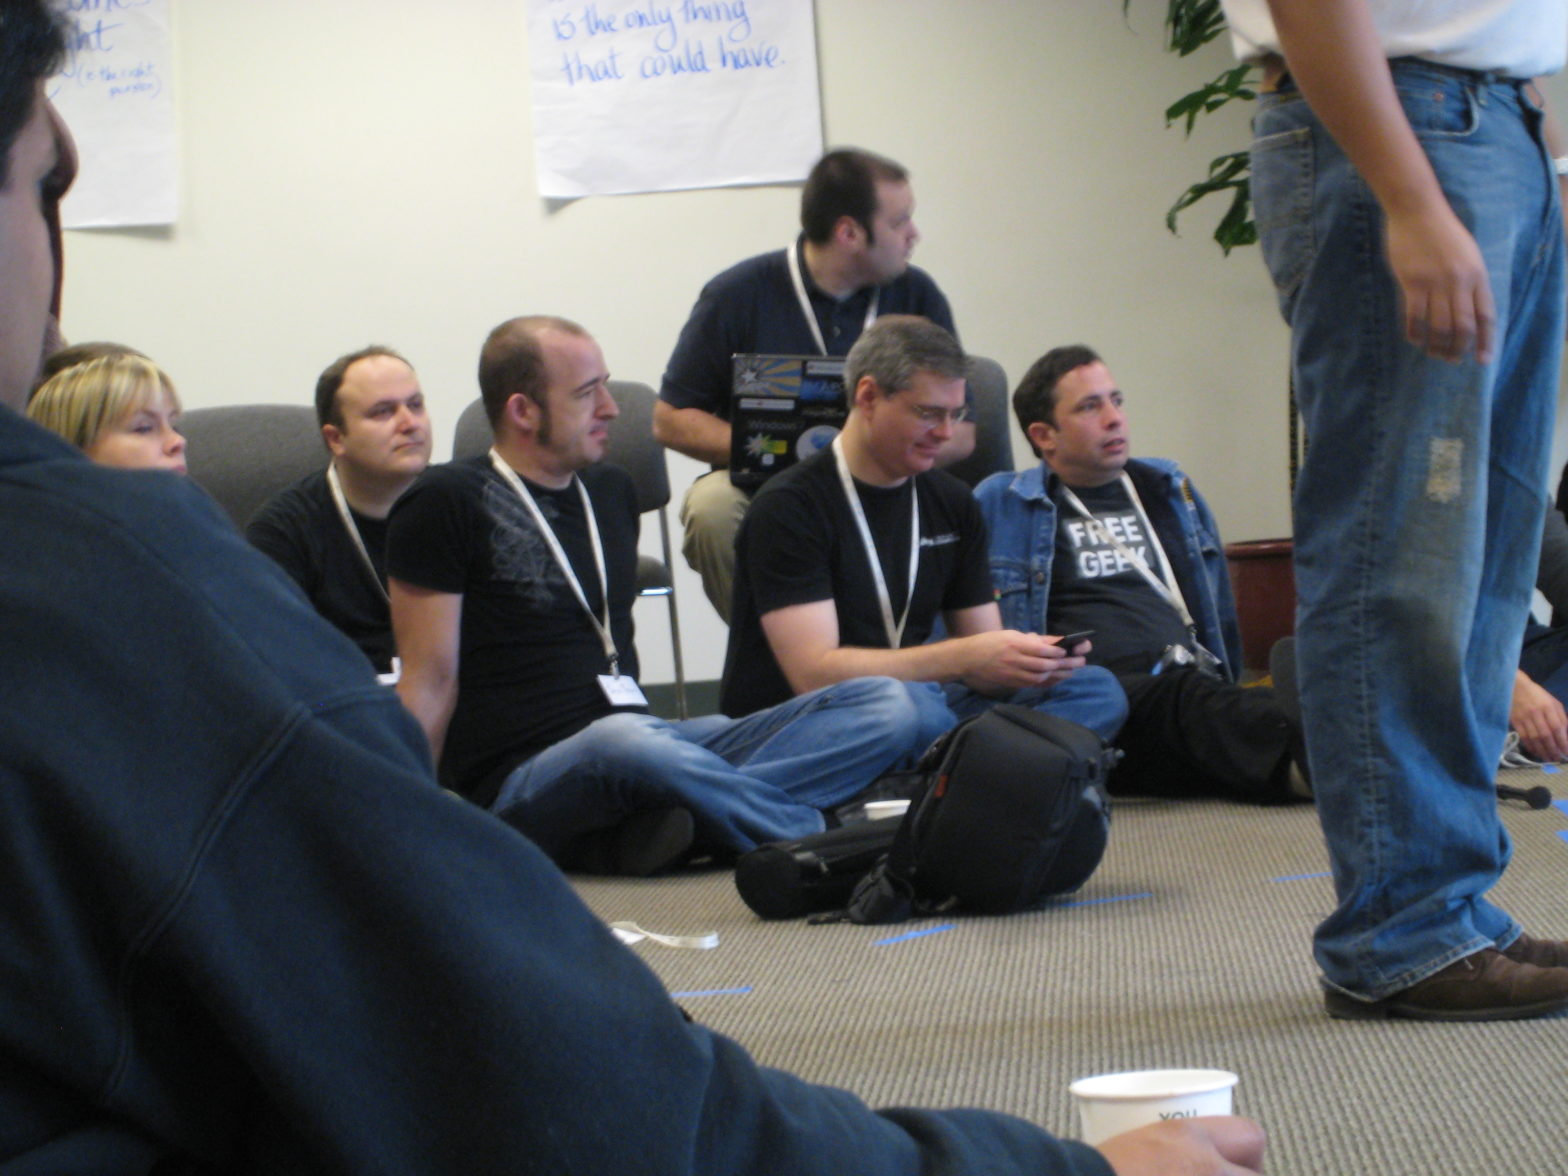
[1056, 629, 1094, 652]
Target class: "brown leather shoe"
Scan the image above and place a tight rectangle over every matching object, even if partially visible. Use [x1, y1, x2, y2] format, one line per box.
[1324, 949, 1568, 1022]
[1502, 934, 1568, 969]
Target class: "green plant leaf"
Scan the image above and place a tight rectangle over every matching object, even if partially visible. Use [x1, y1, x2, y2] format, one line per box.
[1165, 151, 1254, 252]
[1213, 184, 1258, 253]
[1164, 64, 1257, 135]
[1125, 0, 1260, 253]
[1165, 0, 1226, 56]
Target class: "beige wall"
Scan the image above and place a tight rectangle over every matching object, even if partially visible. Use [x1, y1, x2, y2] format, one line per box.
[59, 1, 1568, 682]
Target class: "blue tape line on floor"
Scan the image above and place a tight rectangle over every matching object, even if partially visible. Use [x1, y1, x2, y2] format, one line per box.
[1273, 871, 1332, 883]
[1059, 891, 1154, 909]
[1555, 800, 1568, 817]
[670, 986, 752, 999]
[875, 924, 956, 945]
[1558, 831, 1568, 848]
[1545, 764, 1561, 774]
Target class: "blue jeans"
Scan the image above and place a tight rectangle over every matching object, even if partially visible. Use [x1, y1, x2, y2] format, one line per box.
[492, 676, 947, 859]
[1251, 61, 1565, 1000]
[940, 664, 1128, 743]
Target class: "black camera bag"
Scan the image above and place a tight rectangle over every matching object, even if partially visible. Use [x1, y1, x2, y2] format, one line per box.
[733, 705, 1115, 923]
[732, 819, 902, 920]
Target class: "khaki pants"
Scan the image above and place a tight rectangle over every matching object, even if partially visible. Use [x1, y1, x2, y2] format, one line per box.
[679, 470, 750, 623]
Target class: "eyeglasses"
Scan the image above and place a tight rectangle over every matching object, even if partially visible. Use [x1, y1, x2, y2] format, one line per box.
[905, 401, 971, 428]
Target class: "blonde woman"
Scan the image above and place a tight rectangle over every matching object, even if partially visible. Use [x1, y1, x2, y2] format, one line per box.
[27, 348, 186, 473]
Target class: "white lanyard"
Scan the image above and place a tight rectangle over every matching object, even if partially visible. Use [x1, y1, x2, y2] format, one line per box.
[785, 239, 879, 356]
[488, 450, 620, 676]
[1058, 473, 1196, 632]
[609, 921, 719, 950]
[326, 462, 390, 606]
[831, 435, 920, 648]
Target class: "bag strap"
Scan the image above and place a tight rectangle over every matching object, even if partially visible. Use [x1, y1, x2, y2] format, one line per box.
[809, 861, 914, 924]
[812, 719, 971, 925]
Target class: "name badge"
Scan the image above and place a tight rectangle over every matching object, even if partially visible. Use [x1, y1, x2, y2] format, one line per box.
[598, 674, 648, 707]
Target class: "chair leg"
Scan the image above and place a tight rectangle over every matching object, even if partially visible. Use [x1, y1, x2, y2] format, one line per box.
[658, 508, 689, 719]
[666, 590, 687, 719]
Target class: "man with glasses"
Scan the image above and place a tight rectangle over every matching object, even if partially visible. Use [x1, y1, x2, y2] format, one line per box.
[721, 317, 1126, 744]
[975, 345, 1309, 805]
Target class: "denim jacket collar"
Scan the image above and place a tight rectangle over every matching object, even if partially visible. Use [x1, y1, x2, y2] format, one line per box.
[977, 456, 1243, 679]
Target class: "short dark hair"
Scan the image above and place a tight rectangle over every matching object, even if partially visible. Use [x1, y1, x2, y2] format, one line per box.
[0, 0, 67, 190]
[1012, 344, 1102, 453]
[314, 345, 410, 430]
[800, 148, 908, 246]
[477, 316, 588, 429]
[844, 315, 966, 397]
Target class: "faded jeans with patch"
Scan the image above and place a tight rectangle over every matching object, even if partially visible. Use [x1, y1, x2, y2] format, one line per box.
[1250, 59, 1565, 1001]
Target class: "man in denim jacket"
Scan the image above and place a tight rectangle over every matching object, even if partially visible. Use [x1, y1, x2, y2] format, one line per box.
[974, 346, 1307, 804]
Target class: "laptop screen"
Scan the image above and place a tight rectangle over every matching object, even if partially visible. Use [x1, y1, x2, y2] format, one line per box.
[728, 354, 848, 492]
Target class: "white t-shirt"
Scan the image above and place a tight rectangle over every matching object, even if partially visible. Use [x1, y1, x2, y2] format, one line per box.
[1220, 0, 1567, 78]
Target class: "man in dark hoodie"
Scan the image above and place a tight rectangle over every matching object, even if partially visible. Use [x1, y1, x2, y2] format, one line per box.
[0, 3, 1263, 1171]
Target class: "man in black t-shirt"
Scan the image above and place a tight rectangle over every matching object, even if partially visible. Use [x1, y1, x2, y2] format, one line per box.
[248, 346, 432, 674]
[974, 345, 1308, 804]
[655, 148, 973, 621]
[388, 317, 944, 875]
[723, 317, 1127, 742]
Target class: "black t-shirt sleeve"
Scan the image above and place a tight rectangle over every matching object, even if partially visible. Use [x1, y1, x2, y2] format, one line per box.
[246, 496, 315, 593]
[948, 502, 995, 611]
[386, 468, 479, 596]
[913, 272, 958, 340]
[739, 482, 839, 617]
[941, 484, 995, 614]
[660, 274, 747, 417]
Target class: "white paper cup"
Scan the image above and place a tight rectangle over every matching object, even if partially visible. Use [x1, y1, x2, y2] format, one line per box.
[864, 799, 911, 820]
[1069, 1068, 1238, 1145]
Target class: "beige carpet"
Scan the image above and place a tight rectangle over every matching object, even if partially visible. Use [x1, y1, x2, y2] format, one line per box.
[571, 766, 1568, 1176]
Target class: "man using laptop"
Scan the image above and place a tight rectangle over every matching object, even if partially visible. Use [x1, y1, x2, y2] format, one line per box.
[248, 345, 432, 675]
[387, 315, 946, 874]
[655, 147, 972, 620]
[722, 317, 1126, 742]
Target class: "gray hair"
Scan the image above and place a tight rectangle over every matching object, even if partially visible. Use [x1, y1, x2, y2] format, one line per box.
[843, 315, 966, 396]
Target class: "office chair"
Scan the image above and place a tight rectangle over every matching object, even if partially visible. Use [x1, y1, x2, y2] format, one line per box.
[943, 354, 1015, 488]
[181, 404, 324, 529]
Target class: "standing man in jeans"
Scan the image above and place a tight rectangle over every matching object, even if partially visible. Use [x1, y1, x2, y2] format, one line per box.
[1226, 0, 1568, 1018]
